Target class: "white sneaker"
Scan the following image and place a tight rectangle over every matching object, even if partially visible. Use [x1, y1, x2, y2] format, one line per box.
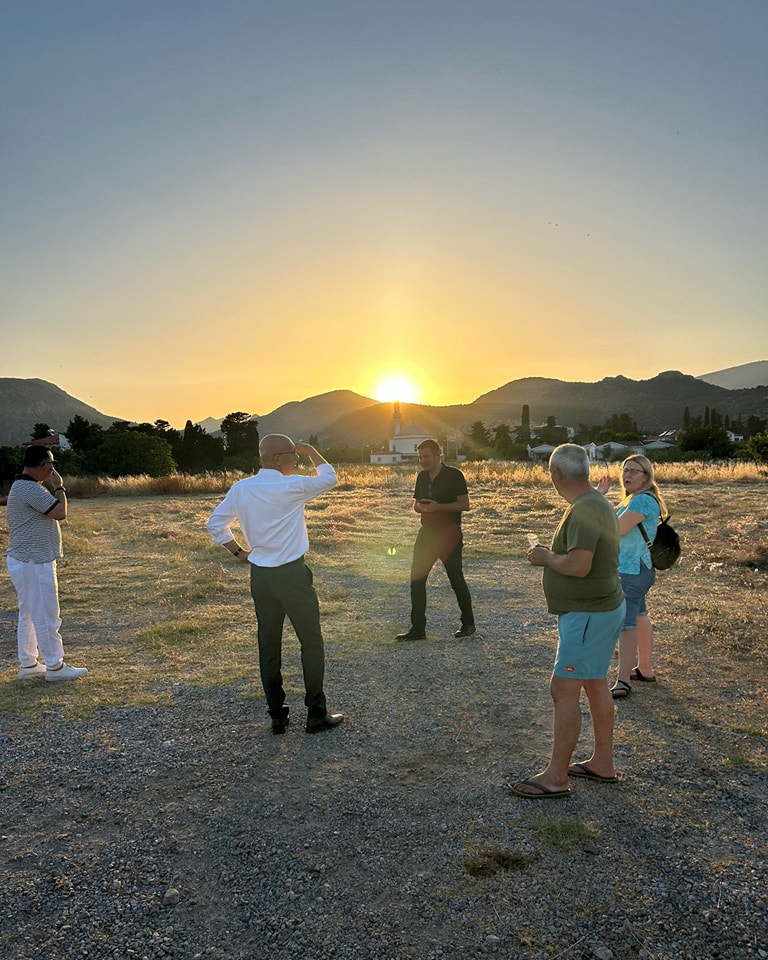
[46, 663, 88, 682]
[18, 662, 47, 680]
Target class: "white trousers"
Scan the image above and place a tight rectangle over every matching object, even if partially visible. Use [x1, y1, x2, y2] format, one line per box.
[6, 557, 65, 668]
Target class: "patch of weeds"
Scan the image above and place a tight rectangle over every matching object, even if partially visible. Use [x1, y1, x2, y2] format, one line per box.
[0, 677, 172, 721]
[740, 542, 768, 569]
[465, 847, 536, 876]
[733, 722, 767, 738]
[514, 926, 538, 949]
[531, 813, 600, 853]
[722, 750, 758, 771]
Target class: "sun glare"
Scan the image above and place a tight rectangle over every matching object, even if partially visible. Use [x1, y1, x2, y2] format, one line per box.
[373, 374, 420, 404]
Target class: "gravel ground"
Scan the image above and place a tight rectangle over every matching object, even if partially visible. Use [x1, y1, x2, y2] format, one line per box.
[2, 581, 767, 960]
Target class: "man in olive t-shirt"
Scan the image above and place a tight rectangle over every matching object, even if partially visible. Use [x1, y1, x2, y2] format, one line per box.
[511, 444, 625, 799]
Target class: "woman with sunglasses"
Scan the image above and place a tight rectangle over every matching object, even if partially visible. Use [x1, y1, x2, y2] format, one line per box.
[597, 454, 666, 698]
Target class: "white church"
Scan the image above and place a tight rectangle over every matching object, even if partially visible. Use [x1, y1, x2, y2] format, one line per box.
[369, 402, 438, 465]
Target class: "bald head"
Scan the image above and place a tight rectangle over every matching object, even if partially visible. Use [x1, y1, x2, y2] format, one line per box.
[259, 434, 298, 474]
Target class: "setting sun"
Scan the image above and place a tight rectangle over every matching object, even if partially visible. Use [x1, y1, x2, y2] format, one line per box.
[372, 374, 420, 404]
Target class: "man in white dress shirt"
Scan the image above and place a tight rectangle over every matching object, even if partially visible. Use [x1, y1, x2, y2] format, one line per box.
[207, 434, 343, 734]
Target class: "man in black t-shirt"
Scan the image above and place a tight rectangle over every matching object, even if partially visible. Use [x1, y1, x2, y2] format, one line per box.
[396, 439, 476, 641]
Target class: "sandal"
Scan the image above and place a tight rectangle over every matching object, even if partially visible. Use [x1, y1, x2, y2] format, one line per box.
[611, 680, 632, 699]
[630, 668, 656, 682]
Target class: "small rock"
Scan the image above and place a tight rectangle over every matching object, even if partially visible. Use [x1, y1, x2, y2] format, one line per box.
[163, 887, 180, 906]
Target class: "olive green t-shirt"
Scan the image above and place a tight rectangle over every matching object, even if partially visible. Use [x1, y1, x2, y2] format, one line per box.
[542, 489, 624, 615]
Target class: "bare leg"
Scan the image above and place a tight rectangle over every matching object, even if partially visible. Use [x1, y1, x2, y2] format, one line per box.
[635, 615, 655, 677]
[615, 627, 637, 686]
[571, 679, 616, 779]
[513, 676, 581, 794]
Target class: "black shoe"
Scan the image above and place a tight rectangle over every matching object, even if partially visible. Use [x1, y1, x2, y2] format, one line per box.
[305, 712, 344, 733]
[395, 629, 426, 641]
[454, 624, 476, 638]
[271, 708, 290, 735]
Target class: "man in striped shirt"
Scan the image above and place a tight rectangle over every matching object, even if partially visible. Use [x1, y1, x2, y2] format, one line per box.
[5, 445, 88, 681]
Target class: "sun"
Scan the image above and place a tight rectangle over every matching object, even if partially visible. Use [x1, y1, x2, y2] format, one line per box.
[372, 374, 420, 404]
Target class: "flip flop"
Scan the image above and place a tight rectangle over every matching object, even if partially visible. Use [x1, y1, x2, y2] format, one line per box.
[611, 680, 632, 699]
[510, 778, 571, 799]
[567, 763, 619, 783]
[630, 668, 656, 682]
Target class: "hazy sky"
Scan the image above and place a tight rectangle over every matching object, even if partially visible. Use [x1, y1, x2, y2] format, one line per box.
[2, 1, 766, 426]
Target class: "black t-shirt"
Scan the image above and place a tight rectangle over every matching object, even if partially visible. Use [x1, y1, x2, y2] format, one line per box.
[414, 464, 468, 527]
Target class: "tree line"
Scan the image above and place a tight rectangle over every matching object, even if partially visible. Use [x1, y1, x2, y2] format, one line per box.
[0, 413, 261, 492]
[460, 405, 768, 463]
[2, 403, 767, 493]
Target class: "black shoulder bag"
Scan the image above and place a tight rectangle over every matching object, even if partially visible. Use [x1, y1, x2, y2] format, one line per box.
[637, 493, 681, 570]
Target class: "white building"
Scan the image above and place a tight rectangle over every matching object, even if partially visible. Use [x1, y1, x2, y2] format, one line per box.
[369, 402, 439, 464]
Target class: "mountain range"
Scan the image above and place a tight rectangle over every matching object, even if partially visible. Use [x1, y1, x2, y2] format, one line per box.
[0, 378, 122, 447]
[697, 360, 768, 390]
[1, 363, 766, 448]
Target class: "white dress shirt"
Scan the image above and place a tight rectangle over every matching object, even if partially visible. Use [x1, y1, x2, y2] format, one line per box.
[207, 463, 337, 567]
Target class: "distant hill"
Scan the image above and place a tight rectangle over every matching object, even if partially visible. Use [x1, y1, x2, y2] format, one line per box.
[697, 360, 768, 390]
[196, 416, 224, 433]
[468, 371, 760, 430]
[322, 371, 768, 448]
[254, 390, 378, 440]
[0, 378, 122, 446]
[2, 368, 766, 452]
[322, 401, 472, 449]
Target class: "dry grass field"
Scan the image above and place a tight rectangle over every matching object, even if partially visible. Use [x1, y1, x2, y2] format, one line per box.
[1, 463, 766, 729]
[0, 464, 766, 959]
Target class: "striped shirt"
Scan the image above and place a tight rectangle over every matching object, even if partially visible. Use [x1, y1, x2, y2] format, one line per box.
[5, 476, 63, 563]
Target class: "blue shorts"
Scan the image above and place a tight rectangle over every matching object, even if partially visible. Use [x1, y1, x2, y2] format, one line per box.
[554, 603, 626, 680]
[620, 565, 655, 630]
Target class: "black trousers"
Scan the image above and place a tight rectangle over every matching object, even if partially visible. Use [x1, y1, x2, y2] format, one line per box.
[249, 558, 327, 719]
[409, 524, 474, 632]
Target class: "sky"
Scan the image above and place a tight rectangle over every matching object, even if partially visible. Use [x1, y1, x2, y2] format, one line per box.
[1, 1, 766, 427]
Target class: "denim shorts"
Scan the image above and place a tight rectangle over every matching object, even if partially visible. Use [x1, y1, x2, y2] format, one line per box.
[554, 602, 626, 680]
[620, 564, 656, 630]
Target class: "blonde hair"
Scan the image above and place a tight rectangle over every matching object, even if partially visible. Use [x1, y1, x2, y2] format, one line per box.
[620, 454, 667, 515]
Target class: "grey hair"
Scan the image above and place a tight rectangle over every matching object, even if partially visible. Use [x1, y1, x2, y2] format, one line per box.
[549, 443, 590, 480]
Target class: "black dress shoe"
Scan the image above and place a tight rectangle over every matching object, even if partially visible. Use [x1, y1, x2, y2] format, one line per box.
[305, 712, 344, 733]
[271, 708, 290, 735]
[395, 629, 426, 641]
[454, 624, 476, 638]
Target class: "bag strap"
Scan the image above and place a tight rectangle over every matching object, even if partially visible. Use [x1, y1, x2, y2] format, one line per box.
[638, 521, 654, 550]
[632, 491, 663, 552]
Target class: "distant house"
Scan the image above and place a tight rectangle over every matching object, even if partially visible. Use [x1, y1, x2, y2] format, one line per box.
[644, 439, 678, 452]
[529, 438, 678, 464]
[527, 443, 557, 461]
[594, 441, 646, 460]
[22, 432, 66, 450]
[370, 402, 439, 464]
